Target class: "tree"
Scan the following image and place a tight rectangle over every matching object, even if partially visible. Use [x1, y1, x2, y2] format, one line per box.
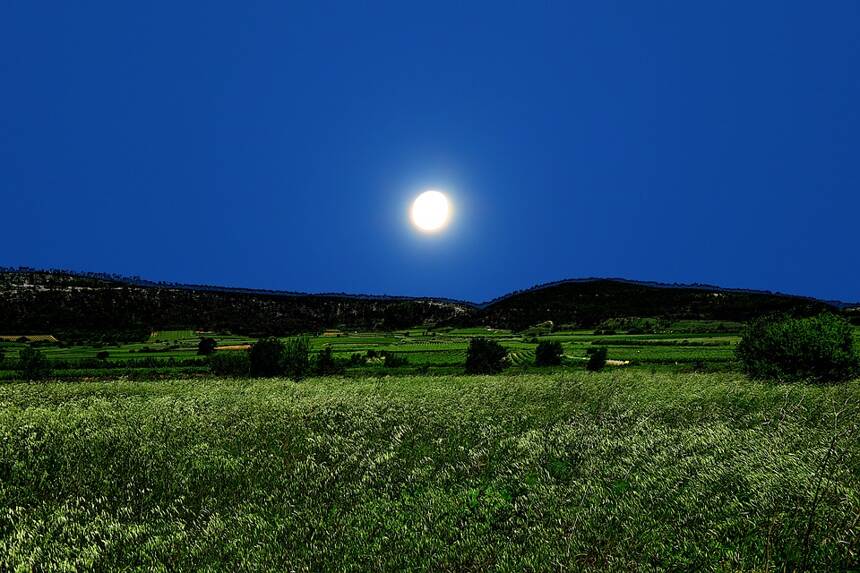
[314, 345, 342, 375]
[249, 337, 285, 377]
[535, 340, 563, 366]
[586, 347, 607, 372]
[465, 337, 508, 374]
[209, 351, 250, 377]
[96, 350, 109, 361]
[197, 337, 217, 356]
[736, 313, 859, 382]
[283, 336, 311, 380]
[0, 347, 5, 366]
[18, 346, 52, 380]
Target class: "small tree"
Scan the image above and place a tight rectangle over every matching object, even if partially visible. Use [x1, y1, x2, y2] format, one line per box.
[535, 340, 563, 366]
[209, 351, 251, 377]
[249, 337, 285, 377]
[465, 337, 508, 374]
[96, 350, 109, 361]
[18, 346, 52, 380]
[314, 345, 342, 375]
[586, 347, 607, 372]
[383, 351, 408, 368]
[197, 337, 217, 356]
[736, 313, 859, 382]
[283, 336, 311, 380]
[0, 347, 5, 366]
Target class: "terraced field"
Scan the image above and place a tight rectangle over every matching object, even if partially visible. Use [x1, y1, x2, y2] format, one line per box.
[0, 325, 857, 379]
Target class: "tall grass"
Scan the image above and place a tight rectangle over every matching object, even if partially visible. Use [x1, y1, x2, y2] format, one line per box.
[1, 372, 858, 570]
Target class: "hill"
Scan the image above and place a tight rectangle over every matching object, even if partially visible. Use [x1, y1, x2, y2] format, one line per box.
[480, 278, 840, 330]
[0, 269, 849, 338]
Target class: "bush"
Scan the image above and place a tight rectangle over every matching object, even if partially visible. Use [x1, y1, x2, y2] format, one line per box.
[249, 337, 285, 377]
[465, 338, 508, 374]
[535, 340, 563, 366]
[197, 337, 217, 356]
[0, 347, 5, 366]
[18, 346, 52, 380]
[586, 347, 607, 372]
[383, 352, 408, 368]
[314, 345, 342, 375]
[96, 350, 109, 361]
[283, 336, 311, 380]
[736, 313, 859, 382]
[209, 351, 251, 377]
[349, 352, 365, 366]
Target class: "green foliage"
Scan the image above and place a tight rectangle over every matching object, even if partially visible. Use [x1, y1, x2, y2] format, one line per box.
[197, 337, 217, 356]
[382, 351, 408, 368]
[208, 351, 250, 377]
[283, 336, 311, 380]
[314, 345, 341, 375]
[249, 337, 285, 377]
[17, 346, 52, 380]
[586, 347, 607, 372]
[0, 373, 858, 570]
[736, 313, 859, 382]
[534, 340, 563, 366]
[95, 351, 109, 361]
[465, 337, 508, 374]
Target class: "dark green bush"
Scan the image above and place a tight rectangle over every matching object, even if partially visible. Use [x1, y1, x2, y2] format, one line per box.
[382, 352, 408, 368]
[465, 338, 508, 374]
[209, 351, 250, 377]
[249, 337, 285, 377]
[197, 337, 217, 356]
[314, 345, 342, 375]
[283, 336, 311, 380]
[586, 347, 607, 372]
[535, 340, 563, 366]
[736, 313, 859, 382]
[18, 346, 52, 380]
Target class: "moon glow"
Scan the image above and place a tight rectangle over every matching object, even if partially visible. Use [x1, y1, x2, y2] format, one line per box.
[410, 190, 451, 232]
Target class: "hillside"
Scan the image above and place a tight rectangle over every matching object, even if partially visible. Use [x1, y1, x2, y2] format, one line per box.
[480, 278, 839, 330]
[0, 269, 847, 337]
[0, 270, 475, 338]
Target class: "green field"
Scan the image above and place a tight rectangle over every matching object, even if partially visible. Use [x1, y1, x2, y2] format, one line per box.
[1, 372, 858, 570]
[0, 323, 755, 380]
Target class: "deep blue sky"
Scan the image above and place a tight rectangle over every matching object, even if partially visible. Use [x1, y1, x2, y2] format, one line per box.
[2, 2, 859, 302]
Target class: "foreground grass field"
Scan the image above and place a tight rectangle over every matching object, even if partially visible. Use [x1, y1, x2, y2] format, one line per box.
[1, 372, 859, 571]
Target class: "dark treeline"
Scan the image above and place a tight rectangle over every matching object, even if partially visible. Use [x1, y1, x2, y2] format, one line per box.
[0, 270, 845, 337]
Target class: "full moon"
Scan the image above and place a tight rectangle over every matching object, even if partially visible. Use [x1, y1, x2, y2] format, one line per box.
[411, 190, 450, 232]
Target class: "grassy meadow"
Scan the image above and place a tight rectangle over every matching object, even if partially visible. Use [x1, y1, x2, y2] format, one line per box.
[1, 371, 859, 571]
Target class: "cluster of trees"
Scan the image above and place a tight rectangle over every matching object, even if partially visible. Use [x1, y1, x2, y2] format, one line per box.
[736, 313, 859, 382]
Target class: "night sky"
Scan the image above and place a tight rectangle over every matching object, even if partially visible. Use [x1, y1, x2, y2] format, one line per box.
[2, 2, 859, 302]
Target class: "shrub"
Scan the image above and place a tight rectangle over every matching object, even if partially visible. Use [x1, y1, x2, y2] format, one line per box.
[249, 337, 285, 377]
[209, 351, 250, 377]
[535, 340, 563, 366]
[383, 352, 408, 368]
[283, 336, 311, 380]
[96, 350, 109, 361]
[736, 313, 859, 382]
[349, 352, 365, 366]
[586, 347, 607, 372]
[197, 337, 217, 356]
[465, 338, 508, 374]
[18, 346, 52, 380]
[0, 347, 5, 366]
[314, 345, 342, 375]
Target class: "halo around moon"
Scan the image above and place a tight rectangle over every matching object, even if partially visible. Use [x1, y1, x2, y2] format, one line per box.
[410, 190, 451, 232]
